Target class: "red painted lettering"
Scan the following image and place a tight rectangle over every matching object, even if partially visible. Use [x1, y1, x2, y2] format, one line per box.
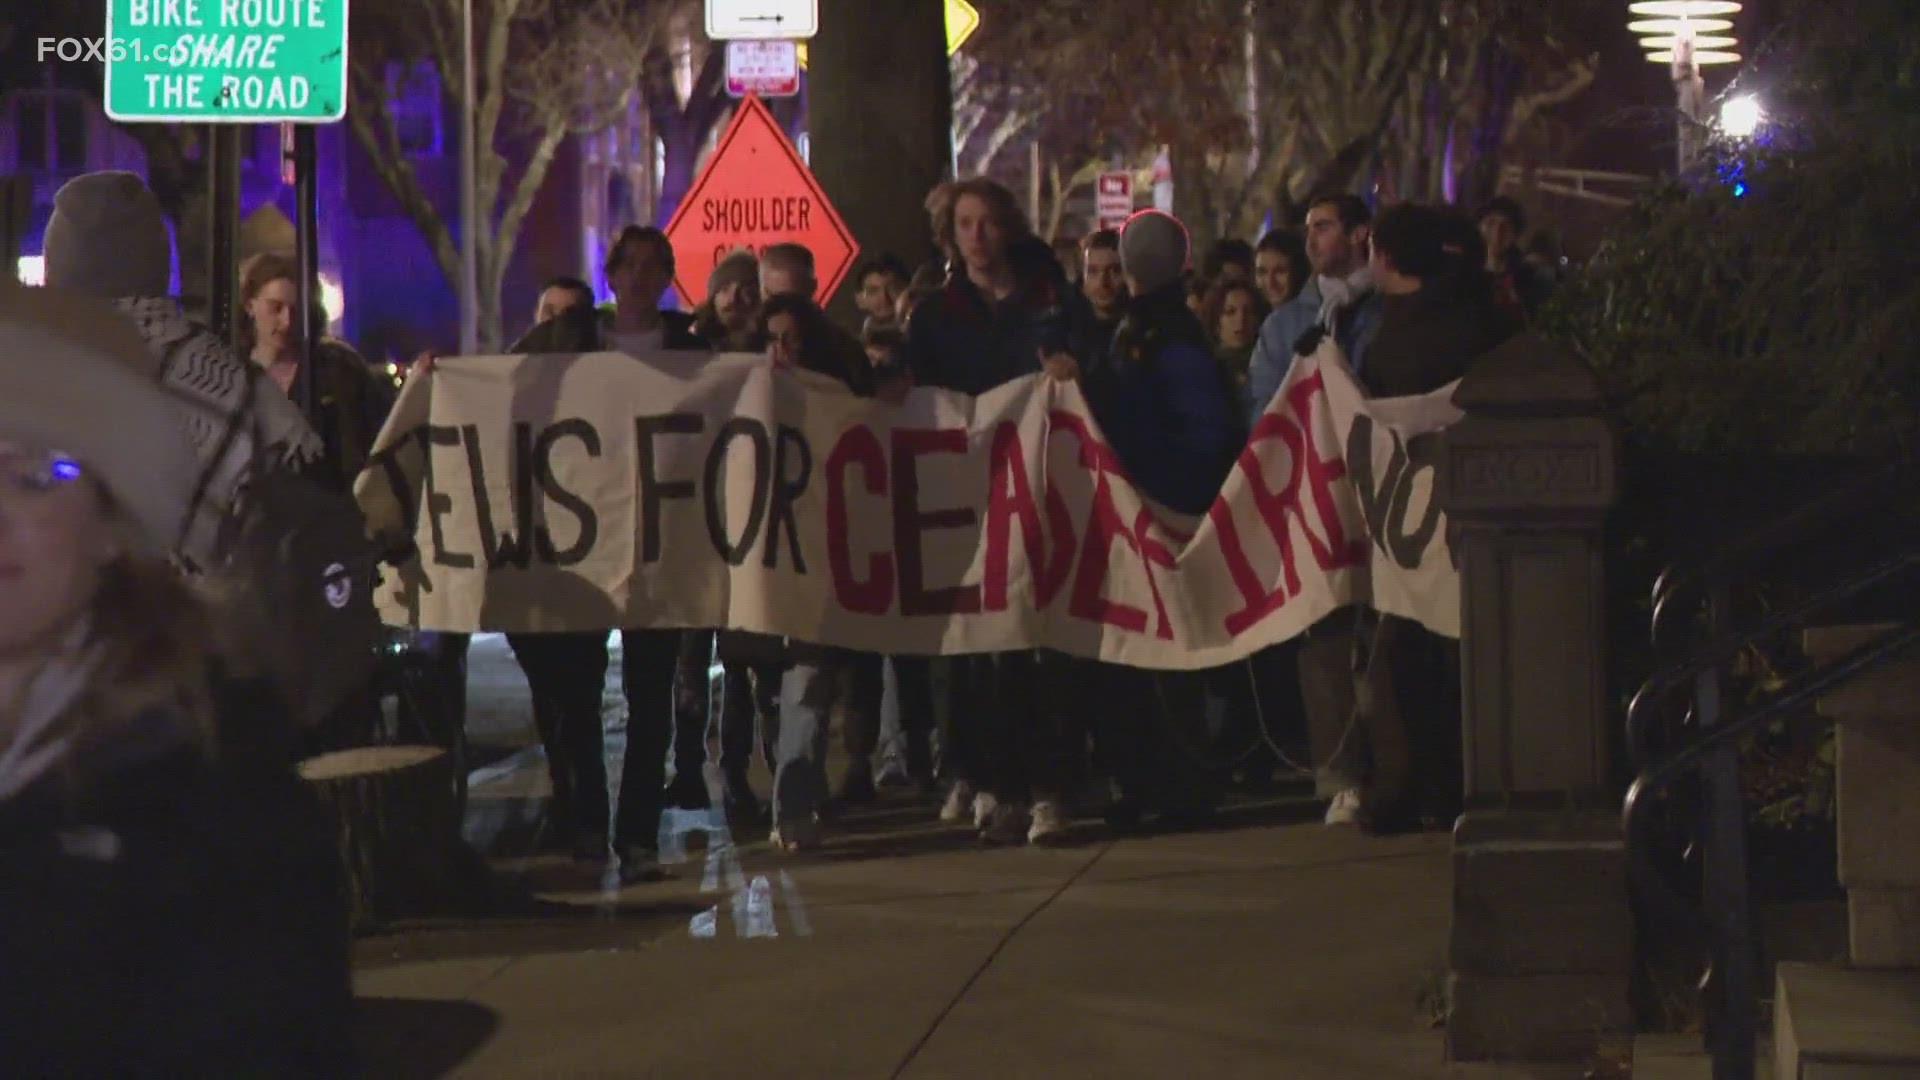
[825, 425, 893, 614]
[1213, 370, 1364, 635]
[1049, 411, 1149, 634]
[891, 428, 981, 616]
[1133, 508, 1186, 641]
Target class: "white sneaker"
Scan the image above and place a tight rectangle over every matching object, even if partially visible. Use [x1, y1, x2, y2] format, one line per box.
[1324, 788, 1364, 826]
[940, 781, 976, 823]
[981, 802, 1029, 845]
[972, 790, 1000, 832]
[1027, 800, 1067, 844]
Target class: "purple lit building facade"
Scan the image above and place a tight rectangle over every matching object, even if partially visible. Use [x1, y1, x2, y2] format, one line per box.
[1, 65, 595, 361]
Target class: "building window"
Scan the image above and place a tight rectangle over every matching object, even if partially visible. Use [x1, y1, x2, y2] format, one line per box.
[386, 63, 443, 157]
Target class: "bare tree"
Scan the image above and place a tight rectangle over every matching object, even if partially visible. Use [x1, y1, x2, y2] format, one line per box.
[347, 0, 664, 348]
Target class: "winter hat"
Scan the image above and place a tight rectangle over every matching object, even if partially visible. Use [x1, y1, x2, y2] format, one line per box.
[0, 277, 197, 555]
[43, 171, 173, 301]
[1119, 210, 1191, 295]
[707, 249, 761, 299]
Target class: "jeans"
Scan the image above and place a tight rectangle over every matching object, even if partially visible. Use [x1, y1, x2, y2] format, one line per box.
[615, 628, 709, 850]
[1297, 607, 1461, 819]
[508, 631, 612, 841]
[842, 655, 936, 783]
[772, 647, 881, 826]
[947, 650, 1077, 806]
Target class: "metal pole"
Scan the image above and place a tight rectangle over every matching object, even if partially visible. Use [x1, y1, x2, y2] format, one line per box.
[1673, 34, 1706, 176]
[459, 0, 479, 355]
[1698, 576, 1756, 1080]
[207, 125, 242, 344]
[292, 124, 319, 419]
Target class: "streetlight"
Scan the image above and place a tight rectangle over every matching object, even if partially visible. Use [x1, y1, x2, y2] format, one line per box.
[1719, 94, 1763, 138]
[1628, 1, 1743, 173]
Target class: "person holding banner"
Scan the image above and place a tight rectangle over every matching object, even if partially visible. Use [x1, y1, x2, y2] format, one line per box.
[1049, 209, 1243, 832]
[906, 178, 1097, 845]
[505, 225, 714, 879]
[760, 294, 892, 851]
[1301, 204, 1509, 834]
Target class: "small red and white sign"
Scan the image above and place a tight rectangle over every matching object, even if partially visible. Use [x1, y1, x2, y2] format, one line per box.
[726, 40, 801, 98]
[1096, 171, 1134, 231]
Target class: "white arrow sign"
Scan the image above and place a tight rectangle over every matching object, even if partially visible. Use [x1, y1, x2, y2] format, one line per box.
[706, 0, 818, 40]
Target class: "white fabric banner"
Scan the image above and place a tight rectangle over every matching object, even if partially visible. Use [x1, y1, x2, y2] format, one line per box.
[353, 343, 1460, 671]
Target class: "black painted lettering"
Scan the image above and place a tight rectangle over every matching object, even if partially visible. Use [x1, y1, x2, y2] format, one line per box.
[463, 423, 534, 569]
[533, 418, 600, 566]
[704, 417, 772, 566]
[423, 424, 474, 568]
[636, 413, 704, 563]
[763, 424, 812, 572]
[1386, 432, 1443, 569]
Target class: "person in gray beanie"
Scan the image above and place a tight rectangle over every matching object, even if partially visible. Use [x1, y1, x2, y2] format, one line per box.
[41, 170, 323, 571]
[1118, 209, 1191, 298]
[693, 248, 761, 348]
[1056, 209, 1240, 835]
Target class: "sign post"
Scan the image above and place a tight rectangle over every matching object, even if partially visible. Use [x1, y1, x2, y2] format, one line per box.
[706, 0, 818, 41]
[663, 94, 859, 307]
[1096, 171, 1134, 232]
[103, 0, 350, 123]
[725, 41, 801, 98]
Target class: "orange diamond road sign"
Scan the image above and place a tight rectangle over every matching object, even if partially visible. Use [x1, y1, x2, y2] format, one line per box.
[664, 94, 858, 307]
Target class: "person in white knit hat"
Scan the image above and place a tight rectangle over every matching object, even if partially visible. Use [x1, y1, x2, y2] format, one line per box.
[41, 170, 324, 570]
[0, 278, 354, 1074]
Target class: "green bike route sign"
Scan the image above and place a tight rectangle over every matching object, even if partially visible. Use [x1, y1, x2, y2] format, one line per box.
[103, 0, 348, 123]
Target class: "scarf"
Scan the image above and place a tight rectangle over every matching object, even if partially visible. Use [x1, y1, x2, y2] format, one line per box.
[1313, 267, 1377, 331]
[112, 297, 325, 568]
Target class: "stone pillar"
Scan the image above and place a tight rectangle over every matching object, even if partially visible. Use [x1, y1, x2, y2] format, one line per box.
[1773, 626, 1920, 1078]
[1804, 625, 1920, 968]
[1436, 335, 1632, 1063]
[805, 0, 951, 324]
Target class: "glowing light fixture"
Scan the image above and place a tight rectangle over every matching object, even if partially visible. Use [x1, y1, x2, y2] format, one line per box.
[1631, 0, 1742, 65]
[1628, 0, 1741, 15]
[1627, 17, 1733, 33]
[16, 255, 44, 286]
[1719, 94, 1763, 138]
[318, 271, 344, 326]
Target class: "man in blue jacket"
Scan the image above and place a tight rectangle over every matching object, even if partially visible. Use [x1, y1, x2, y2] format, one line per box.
[1242, 194, 1384, 430]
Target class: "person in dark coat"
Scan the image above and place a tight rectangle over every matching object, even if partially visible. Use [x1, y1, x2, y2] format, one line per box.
[507, 226, 711, 880]
[1306, 203, 1509, 835]
[905, 178, 1095, 845]
[1049, 210, 1240, 831]
[0, 281, 353, 1076]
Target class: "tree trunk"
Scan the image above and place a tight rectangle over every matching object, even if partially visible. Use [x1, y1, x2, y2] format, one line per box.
[807, 0, 951, 322]
[648, 47, 728, 229]
[300, 746, 479, 932]
[1169, 138, 1221, 260]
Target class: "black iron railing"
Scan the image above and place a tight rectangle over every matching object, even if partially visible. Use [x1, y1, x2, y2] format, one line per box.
[1621, 454, 1920, 1080]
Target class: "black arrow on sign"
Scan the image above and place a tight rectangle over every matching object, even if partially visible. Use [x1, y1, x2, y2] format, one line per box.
[742, 14, 786, 23]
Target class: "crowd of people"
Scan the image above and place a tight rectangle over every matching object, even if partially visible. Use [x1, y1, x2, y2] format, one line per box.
[0, 163, 1559, 1066]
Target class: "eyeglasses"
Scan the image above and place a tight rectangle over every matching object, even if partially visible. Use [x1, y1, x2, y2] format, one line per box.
[0, 449, 86, 496]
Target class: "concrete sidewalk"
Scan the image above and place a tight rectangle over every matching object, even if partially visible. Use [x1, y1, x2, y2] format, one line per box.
[355, 814, 1459, 1079]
